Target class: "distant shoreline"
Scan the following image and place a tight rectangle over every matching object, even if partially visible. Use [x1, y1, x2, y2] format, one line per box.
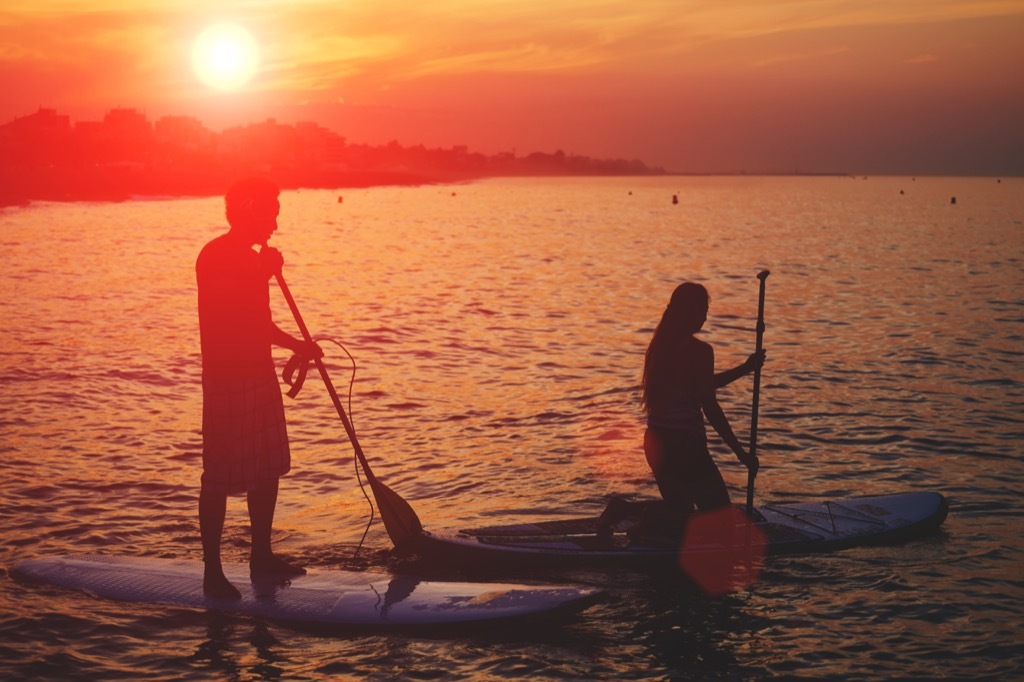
[0, 167, 675, 208]
[4, 109, 1015, 209]
[0, 167, 470, 208]
[2, 169, 1012, 208]
[0, 108, 671, 208]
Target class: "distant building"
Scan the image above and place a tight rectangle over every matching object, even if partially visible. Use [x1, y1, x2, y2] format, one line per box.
[103, 108, 151, 134]
[4, 107, 71, 133]
[101, 108, 153, 164]
[0, 107, 72, 166]
[295, 121, 346, 164]
[154, 115, 212, 150]
[154, 115, 216, 166]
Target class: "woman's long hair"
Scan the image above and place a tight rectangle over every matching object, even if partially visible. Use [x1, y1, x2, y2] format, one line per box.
[640, 282, 710, 413]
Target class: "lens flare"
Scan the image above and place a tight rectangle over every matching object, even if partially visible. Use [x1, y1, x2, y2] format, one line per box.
[678, 507, 765, 596]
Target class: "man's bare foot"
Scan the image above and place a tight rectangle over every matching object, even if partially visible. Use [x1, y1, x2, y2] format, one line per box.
[203, 571, 242, 600]
[250, 554, 306, 577]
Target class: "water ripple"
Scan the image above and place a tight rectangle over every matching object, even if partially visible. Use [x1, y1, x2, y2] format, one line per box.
[1, 177, 1022, 680]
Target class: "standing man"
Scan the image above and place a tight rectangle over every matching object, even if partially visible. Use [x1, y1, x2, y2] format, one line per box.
[196, 177, 321, 599]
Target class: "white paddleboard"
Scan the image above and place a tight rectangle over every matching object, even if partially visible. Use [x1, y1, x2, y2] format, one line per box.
[414, 492, 948, 567]
[12, 555, 601, 629]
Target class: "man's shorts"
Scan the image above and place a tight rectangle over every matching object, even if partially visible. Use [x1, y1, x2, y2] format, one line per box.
[201, 370, 289, 495]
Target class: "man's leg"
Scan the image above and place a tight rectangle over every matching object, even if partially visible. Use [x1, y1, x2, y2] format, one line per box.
[248, 477, 305, 575]
[199, 488, 242, 599]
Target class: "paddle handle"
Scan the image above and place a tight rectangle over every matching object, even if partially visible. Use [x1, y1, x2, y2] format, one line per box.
[747, 270, 769, 514]
[274, 272, 379, 484]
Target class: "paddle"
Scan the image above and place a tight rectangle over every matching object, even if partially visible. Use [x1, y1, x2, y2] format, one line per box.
[273, 271, 424, 551]
[747, 270, 769, 515]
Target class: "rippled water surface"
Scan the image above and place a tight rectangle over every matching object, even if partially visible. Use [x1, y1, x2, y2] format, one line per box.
[1, 176, 1022, 680]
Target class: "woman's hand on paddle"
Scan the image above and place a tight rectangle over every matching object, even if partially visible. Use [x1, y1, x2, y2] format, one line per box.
[738, 449, 759, 475]
[744, 349, 766, 375]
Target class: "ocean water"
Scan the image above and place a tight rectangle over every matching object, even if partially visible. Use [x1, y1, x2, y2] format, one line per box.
[0, 175, 1021, 680]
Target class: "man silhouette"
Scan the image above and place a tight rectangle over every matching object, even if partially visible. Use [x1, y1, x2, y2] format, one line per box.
[196, 177, 321, 599]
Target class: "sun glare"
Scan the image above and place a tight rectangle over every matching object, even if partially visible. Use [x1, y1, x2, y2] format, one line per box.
[191, 22, 259, 91]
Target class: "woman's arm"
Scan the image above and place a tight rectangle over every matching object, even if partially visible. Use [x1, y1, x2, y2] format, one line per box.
[700, 345, 758, 470]
[713, 349, 766, 389]
[703, 398, 750, 462]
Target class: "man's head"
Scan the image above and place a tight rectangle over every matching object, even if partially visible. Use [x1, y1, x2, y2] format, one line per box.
[225, 177, 281, 246]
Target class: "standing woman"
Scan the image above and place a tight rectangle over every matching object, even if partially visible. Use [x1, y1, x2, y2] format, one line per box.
[641, 282, 762, 522]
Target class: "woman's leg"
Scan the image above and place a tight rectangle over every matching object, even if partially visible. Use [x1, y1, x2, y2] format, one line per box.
[684, 434, 731, 511]
[644, 428, 696, 514]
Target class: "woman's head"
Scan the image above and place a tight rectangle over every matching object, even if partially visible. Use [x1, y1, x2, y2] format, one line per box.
[666, 282, 709, 334]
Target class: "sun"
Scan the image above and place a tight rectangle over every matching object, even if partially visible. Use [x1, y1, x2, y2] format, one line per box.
[191, 22, 259, 91]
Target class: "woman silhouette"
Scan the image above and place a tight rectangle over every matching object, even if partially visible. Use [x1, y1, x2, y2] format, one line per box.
[639, 282, 762, 524]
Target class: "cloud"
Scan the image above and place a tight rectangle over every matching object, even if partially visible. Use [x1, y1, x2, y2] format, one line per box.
[749, 46, 852, 68]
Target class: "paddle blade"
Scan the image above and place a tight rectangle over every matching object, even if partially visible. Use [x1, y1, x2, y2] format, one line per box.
[369, 477, 423, 551]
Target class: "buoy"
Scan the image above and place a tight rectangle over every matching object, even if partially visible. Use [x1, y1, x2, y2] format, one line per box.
[337, 196, 343, 203]
[950, 196, 957, 205]
[672, 194, 679, 205]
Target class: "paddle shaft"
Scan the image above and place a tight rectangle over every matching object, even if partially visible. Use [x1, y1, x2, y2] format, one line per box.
[275, 275, 371, 472]
[747, 270, 769, 514]
[273, 271, 423, 548]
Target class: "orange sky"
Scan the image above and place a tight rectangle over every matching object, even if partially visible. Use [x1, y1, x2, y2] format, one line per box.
[2, 1, 1023, 174]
